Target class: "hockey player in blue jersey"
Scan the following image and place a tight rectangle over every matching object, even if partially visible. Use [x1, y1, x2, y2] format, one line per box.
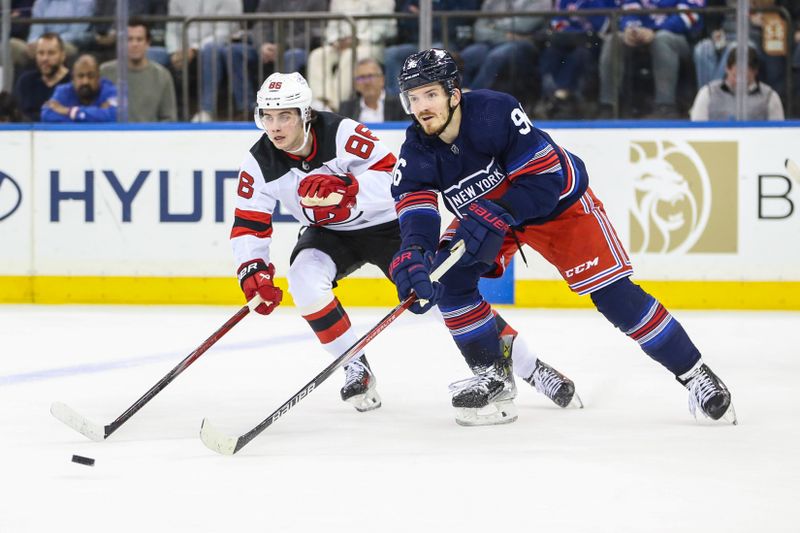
[388, 48, 736, 426]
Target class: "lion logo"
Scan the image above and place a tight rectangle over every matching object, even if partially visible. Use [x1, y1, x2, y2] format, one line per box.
[629, 141, 712, 254]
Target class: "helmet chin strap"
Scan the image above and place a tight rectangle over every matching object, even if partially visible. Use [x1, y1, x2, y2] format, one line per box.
[285, 121, 312, 155]
[432, 101, 458, 137]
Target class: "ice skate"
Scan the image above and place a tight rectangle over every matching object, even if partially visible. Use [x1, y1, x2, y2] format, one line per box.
[524, 359, 583, 408]
[677, 362, 737, 424]
[501, 334, 583, 408]
[449, 359, 517, 426]
[341, 356, 381, 412]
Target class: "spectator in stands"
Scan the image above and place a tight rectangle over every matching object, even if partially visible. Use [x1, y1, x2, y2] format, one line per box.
[166, 0, 242, 122]
[338, 58, 406, 122]
[598, 0, 705, 118]
[250, 0, 328, 74]
[382, 0, 481, 96]
[538, 0, 614, 118]
[13, 32, 70, 121]
[89, 0, 170, 66]
[690, 45, 783, 120]
[25, 0, 95, 62]
[41, 54, 117, 122]
[227, 0, 328, 116]
[306, 0, 397, 111]
[0, 91, 24, 122]
[100, 19, 177, 122]
[458, 0, 549, 92]
[694, 0, 787, 101]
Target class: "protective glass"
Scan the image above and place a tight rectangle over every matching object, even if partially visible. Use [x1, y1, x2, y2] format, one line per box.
[257, 108, 302, 129]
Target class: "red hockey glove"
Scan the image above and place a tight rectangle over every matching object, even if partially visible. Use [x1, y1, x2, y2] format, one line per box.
[238, 260, 283, 315]
[298, 173, 359, 209]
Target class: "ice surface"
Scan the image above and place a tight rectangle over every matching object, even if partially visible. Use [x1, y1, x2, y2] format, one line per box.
[1, 305, 798, 533]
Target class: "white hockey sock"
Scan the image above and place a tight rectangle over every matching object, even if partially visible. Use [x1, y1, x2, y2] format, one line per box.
[509, 334, 539, 380]
[322, 328, 364, 363]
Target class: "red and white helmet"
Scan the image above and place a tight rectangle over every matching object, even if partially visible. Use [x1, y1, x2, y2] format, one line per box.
[253, 72, 313, 132]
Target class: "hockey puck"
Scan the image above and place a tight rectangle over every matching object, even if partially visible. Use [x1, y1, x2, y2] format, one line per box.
[71, 454, 95, 467]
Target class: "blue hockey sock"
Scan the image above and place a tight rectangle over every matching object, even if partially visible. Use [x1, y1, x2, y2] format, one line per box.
[590, 278, 701, 376]
[440, 300, 502, 367]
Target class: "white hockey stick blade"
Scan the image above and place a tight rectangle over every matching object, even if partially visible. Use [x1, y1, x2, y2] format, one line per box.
[50, 402, 106, 442]
[200, 418, 238, 455]
[785, 159, 800, 184]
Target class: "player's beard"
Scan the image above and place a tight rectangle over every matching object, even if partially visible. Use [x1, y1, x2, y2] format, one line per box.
[418, 104, 456, 138]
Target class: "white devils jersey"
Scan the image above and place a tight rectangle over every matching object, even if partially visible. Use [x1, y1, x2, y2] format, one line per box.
[231, 112, 398, 267]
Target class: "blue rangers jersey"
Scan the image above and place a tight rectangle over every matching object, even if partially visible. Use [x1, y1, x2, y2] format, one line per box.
[619, 0, 704, 35]
[391, 89, 589, 252]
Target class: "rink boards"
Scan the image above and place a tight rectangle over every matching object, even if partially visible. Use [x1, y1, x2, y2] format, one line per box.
[0, 121, 798, 309]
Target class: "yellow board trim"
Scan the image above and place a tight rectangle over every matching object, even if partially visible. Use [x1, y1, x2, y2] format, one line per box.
[0, 276, 798, 310]
[514, 279, 800, 310]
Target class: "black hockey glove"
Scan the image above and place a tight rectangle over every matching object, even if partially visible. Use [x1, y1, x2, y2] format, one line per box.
[454, 199, 514, 266]
[389, 247, 444, 314]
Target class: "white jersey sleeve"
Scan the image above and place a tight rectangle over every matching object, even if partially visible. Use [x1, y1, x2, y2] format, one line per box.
[230, 152, 279, 270]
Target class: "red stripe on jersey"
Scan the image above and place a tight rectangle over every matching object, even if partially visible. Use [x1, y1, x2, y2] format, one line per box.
[230, 209, 273, 239]
[558, 147, 574, 197]
[507, 151, 560, 181]
[369, 152, 397, 173]
[230, 226, 273, 239]
[396, 190, 437, 210]
[234, 209, 271, 224]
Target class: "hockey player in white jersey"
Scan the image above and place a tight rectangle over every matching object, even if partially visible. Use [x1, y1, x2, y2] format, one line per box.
[230, 72, 400, 412]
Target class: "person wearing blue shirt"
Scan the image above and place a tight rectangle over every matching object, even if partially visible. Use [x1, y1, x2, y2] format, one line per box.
[41, 54, 118, 123]
[539, 0, 616, 118]
[598, 0, 705, 118]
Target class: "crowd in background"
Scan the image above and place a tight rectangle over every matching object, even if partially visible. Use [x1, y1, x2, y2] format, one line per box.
[1, 0, 799, 124]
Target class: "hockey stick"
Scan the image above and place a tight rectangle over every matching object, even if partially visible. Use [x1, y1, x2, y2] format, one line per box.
[50, 296, 264, 441]
[200, 240, 466, 455]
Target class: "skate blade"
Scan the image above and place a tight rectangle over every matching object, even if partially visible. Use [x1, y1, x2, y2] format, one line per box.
[691, 402, 738, 425]
[567, 392, 584, 409]
[345, 389, 382, 412]
[455, 400, 518, 426]
[721, 403, 738, 425]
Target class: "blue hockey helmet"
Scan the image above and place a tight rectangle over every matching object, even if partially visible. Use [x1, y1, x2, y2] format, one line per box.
[398, 48, 460, 113]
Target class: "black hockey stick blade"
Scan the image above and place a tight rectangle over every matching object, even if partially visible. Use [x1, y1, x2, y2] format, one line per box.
[200, 240, 466, 455]
[50, 300, 258, 441]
